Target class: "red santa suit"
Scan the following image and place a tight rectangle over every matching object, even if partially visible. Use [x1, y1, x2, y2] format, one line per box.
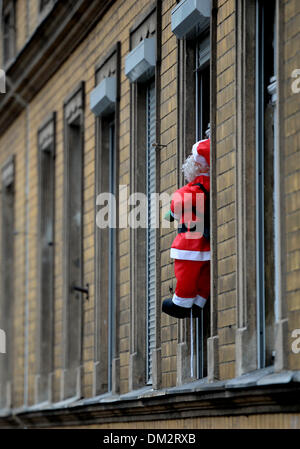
[170, 139, 210, 310]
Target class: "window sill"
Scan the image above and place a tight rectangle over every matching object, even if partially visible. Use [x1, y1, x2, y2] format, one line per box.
[1, 368, 300, 428]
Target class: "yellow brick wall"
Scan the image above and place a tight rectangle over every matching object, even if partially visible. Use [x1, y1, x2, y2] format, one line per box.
[0, 112, 26, 407]
[284, 0, 300, 370]
[215, 0, 236, 379]
[0, 0, 299, 427]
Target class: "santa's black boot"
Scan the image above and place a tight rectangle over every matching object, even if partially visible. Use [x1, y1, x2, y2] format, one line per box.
[192, 304, 202, 318]
[162, 297, 191, 319]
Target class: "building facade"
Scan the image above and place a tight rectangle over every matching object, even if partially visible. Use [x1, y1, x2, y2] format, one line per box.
[0, 0, 300, 429]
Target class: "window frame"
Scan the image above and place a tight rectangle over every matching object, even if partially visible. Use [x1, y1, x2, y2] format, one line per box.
[195, 31, 211, 380]
[235, 0, 286, 376]
[62, 81, 85, 401]
[36, 112, 56, 405]
[255, 0, 279, 370]
[0, 155, 15, 410]
[128, 3, 162, 391]
[176, 23, 212, 383]
[93, 42, 121, 397]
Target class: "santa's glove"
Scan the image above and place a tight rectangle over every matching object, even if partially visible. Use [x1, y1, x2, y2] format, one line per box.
[164, 209, 175, 222]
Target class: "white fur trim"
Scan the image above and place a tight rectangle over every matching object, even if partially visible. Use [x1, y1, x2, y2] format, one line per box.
[172, 294, 194, 308]
[192, 140, 209, 166]
[192, 139, 208, 164]
[172, 294, 207, 308]
[194, 295, 207, 308]
[170, 248, 210, 261]
[192, 142, 199, 158]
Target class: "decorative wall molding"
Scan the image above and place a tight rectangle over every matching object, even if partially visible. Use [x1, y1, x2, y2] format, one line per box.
[94, 42, 121, 396]
[64, 82, 85, 125]
[95, 43, 118, 85]
[130, 2, 156, 48]
[38, 112, 56, 153]
[1, 156, 15, 188]
[235, 0, 257, 376]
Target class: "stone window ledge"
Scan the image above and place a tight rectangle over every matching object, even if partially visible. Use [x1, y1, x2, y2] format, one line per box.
[1, 368, 300, 428]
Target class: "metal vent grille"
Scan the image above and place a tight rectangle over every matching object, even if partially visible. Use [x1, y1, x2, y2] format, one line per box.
[108, 121, 115, 392]
[146, 81, 156, 384]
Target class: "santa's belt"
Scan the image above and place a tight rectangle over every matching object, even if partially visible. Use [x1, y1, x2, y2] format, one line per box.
[178, 222, 199, 233]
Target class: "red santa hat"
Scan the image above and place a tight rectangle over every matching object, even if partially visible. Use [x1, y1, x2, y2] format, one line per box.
[192, 138, 210, 167]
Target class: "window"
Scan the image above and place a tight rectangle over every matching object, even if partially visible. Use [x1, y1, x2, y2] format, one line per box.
[195, 31, 210, 379]
[129, 77, 157, 389]
[127, 6, 160, 390]
[95, 115, 117, 394]
[235, 0, 279, 375]
[256, 0, 277, 368]
[196, 35, 210, 141]
[176, 26, 211, 382]
[93, 44, 120, 396]
[62, 82, 85, 400]
[0, 156, 15, 409]
[36, 113, 56, 404]
[2, 1, 16, 66]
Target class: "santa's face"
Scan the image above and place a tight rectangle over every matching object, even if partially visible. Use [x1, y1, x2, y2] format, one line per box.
[195, 161, 209, 173]
[182, 155, 209, 182]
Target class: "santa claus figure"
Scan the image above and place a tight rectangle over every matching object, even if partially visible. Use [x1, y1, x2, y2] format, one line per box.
[162, 138, 210, 319]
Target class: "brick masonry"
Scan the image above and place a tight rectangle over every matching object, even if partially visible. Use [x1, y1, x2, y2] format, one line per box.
[284, 0, 300, 371]
[0, 0, 299, 428]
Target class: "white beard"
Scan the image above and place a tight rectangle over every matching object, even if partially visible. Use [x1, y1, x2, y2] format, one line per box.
[182, 154, 209, 183]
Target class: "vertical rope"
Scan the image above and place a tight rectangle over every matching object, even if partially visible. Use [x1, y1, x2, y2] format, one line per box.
[190, 308, 194, 378]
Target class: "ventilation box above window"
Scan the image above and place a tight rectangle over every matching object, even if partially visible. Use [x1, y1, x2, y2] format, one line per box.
[125, 38, 156, 83]
[90, 76, 116, 117]
[171, 0, 210, 39]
